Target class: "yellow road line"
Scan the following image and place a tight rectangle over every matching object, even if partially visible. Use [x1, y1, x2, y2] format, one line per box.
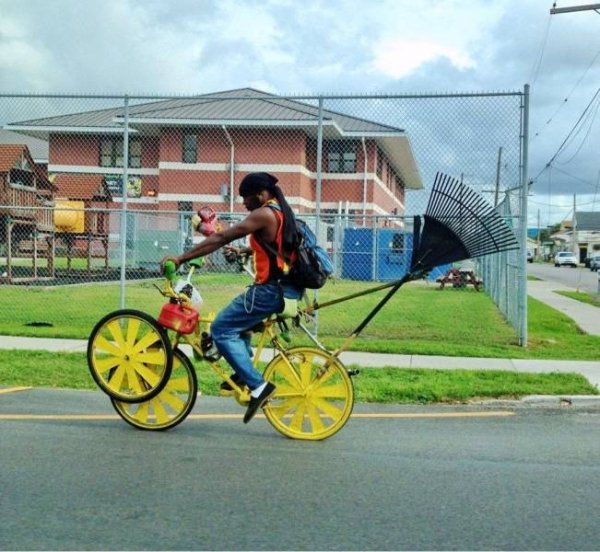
[0, 386, 32, 395]
[352, 411, 516, 419]
[0, 411, 515, 421]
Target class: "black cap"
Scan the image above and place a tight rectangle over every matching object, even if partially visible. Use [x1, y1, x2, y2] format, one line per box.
[238, 172, 278, 197]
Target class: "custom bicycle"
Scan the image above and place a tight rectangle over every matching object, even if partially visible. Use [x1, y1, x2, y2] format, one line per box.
[87, 259, 355, 440]
[87, 172, 520, 441]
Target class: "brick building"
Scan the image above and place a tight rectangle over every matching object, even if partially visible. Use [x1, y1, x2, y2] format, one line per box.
[5, 88, 422, 220]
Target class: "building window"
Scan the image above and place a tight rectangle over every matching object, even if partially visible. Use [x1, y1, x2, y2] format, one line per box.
[182, 133, 198, 163]
[99, 137, 141, 168]
[326, 141, 356, 173]
[9, 168, 34, 188]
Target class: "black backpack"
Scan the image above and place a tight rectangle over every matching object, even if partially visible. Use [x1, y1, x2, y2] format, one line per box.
[258, 209, 333, 289]
[285, 219, 333, 289]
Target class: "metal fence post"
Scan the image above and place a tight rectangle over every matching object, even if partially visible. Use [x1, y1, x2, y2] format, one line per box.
[119, 95, 129, 309]
[519, 84, 530, 346]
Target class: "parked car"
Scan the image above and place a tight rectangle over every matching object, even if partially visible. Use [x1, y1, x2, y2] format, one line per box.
[589, 253, 600, 272]
[554, 251, 578, 267]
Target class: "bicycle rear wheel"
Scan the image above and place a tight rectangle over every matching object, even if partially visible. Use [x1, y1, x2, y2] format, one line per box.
[263, 347, 354, 441]
[87, 309, 173, 403]
[111, 348, 198, 431]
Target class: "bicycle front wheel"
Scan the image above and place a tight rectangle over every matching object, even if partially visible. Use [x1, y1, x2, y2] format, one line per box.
[263, 347, 354, 441]
[111, 348, 198, 431]
[87, 309, 173, 403]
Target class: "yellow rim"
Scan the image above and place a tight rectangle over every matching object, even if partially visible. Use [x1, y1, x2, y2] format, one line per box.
[112, 349, 197, 430]
[88, 310, 172, 403]
[263, 347, 354, 441]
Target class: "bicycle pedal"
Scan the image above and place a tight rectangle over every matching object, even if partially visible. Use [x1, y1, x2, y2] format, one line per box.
[219, 388, 236, 397]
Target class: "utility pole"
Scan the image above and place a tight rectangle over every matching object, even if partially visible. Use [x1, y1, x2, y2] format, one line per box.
[550, 3, 600, 14]
[550, 2, 597, 264]
[572, 193, 578, 259]
[537, 208, 541, 260]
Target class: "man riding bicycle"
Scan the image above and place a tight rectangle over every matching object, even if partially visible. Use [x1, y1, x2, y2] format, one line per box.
[161, 172, 303, 423]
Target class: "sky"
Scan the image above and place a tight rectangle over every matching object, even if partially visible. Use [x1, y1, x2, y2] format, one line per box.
[1, 0, 599, 227]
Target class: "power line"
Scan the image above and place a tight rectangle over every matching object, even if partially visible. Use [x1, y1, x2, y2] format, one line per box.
[528, 13, 553, 86]
[531, 87, 600, 182]
[555, 92, 600, 164]
[531, 42, 600, 141]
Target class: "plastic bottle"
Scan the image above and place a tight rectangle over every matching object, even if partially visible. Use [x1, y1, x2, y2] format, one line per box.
[200, 331, 221, 362]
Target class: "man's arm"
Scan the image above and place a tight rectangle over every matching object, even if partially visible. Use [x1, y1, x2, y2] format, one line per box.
[165, 207, 275, 267]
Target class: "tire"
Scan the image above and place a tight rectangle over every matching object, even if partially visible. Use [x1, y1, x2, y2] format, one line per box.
[263, 347, 354, 441]
[87, 309, 173, 403]
[111, 348, 198, 431]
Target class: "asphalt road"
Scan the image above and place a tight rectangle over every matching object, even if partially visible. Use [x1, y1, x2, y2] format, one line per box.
[528, 261, 599, 295]
[2, 389, 600, 551]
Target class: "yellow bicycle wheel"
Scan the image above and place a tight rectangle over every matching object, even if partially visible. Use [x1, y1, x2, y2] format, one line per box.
[263, 347, 354, 441]
[111, 348, 198, 431]
[87, 309, 173, 403]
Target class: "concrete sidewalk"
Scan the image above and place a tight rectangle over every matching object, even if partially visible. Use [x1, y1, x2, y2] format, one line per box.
[527, 279, 600, 336]
[1, 334, 599, 388]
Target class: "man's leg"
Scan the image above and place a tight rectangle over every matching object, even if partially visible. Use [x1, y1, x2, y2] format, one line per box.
[211, 283, 282, 391]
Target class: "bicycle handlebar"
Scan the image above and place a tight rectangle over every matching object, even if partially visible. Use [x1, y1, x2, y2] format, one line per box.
[159, 258, 205, 306]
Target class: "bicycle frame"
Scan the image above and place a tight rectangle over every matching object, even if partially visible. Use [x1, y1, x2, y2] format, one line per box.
[158, 264, 300, 405]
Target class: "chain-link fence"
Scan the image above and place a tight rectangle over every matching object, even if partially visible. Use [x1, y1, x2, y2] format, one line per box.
[0, 89, 528, 344]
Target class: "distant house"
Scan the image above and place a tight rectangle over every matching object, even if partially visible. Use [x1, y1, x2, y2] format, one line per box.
[0, 143, 55, 279]
[574, 211, 600, 261]
[0, 129, 48, 166]
[4, 87, 422, 220]
[549, 213, 600, 263]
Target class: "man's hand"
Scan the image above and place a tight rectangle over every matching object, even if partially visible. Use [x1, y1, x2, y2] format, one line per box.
[160, 256, 180, 274]
[223, 245, 251, 264]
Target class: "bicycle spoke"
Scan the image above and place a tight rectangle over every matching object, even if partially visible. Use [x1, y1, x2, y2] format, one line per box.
[131, 361, 162, 388]
[132, 401, 150, 422]
[305, 403, 326, 433]
[125, 318, 141, 347]
[93, 334, 123, 357]
[298, 356, 314, 386]
[160, 391, 186, 411]
[135, 348, 167, 366]
[312, 396, 344, 420]
[93, 355, 121, 374]
[132, 331, 163, 354]
[106, 319, 126, 349]
[289, 402, 307, 432]
[313, 381, 348, 399]
[153, 400, 170, 425]
[125, 364, 144, 395]
[106, 364, 126, 393]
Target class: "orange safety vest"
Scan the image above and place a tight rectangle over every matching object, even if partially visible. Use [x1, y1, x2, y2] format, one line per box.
[249, 200, 290, 284]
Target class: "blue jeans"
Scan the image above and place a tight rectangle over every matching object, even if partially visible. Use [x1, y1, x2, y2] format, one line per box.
[210, 282, 303, 390]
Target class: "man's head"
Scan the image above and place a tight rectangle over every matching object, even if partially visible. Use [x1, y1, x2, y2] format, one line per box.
[239, 172, 278, 211]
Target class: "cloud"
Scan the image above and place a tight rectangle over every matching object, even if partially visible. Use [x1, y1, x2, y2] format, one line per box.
[371, 38, 475, 79]
[1, 0, 600, 225]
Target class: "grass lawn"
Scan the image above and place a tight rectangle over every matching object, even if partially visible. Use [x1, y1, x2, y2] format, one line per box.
[1, 273, 599, 360]
[1, 273, 598, 402]
[556, 290, 600, 308]
[0, 349, 596, 404]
